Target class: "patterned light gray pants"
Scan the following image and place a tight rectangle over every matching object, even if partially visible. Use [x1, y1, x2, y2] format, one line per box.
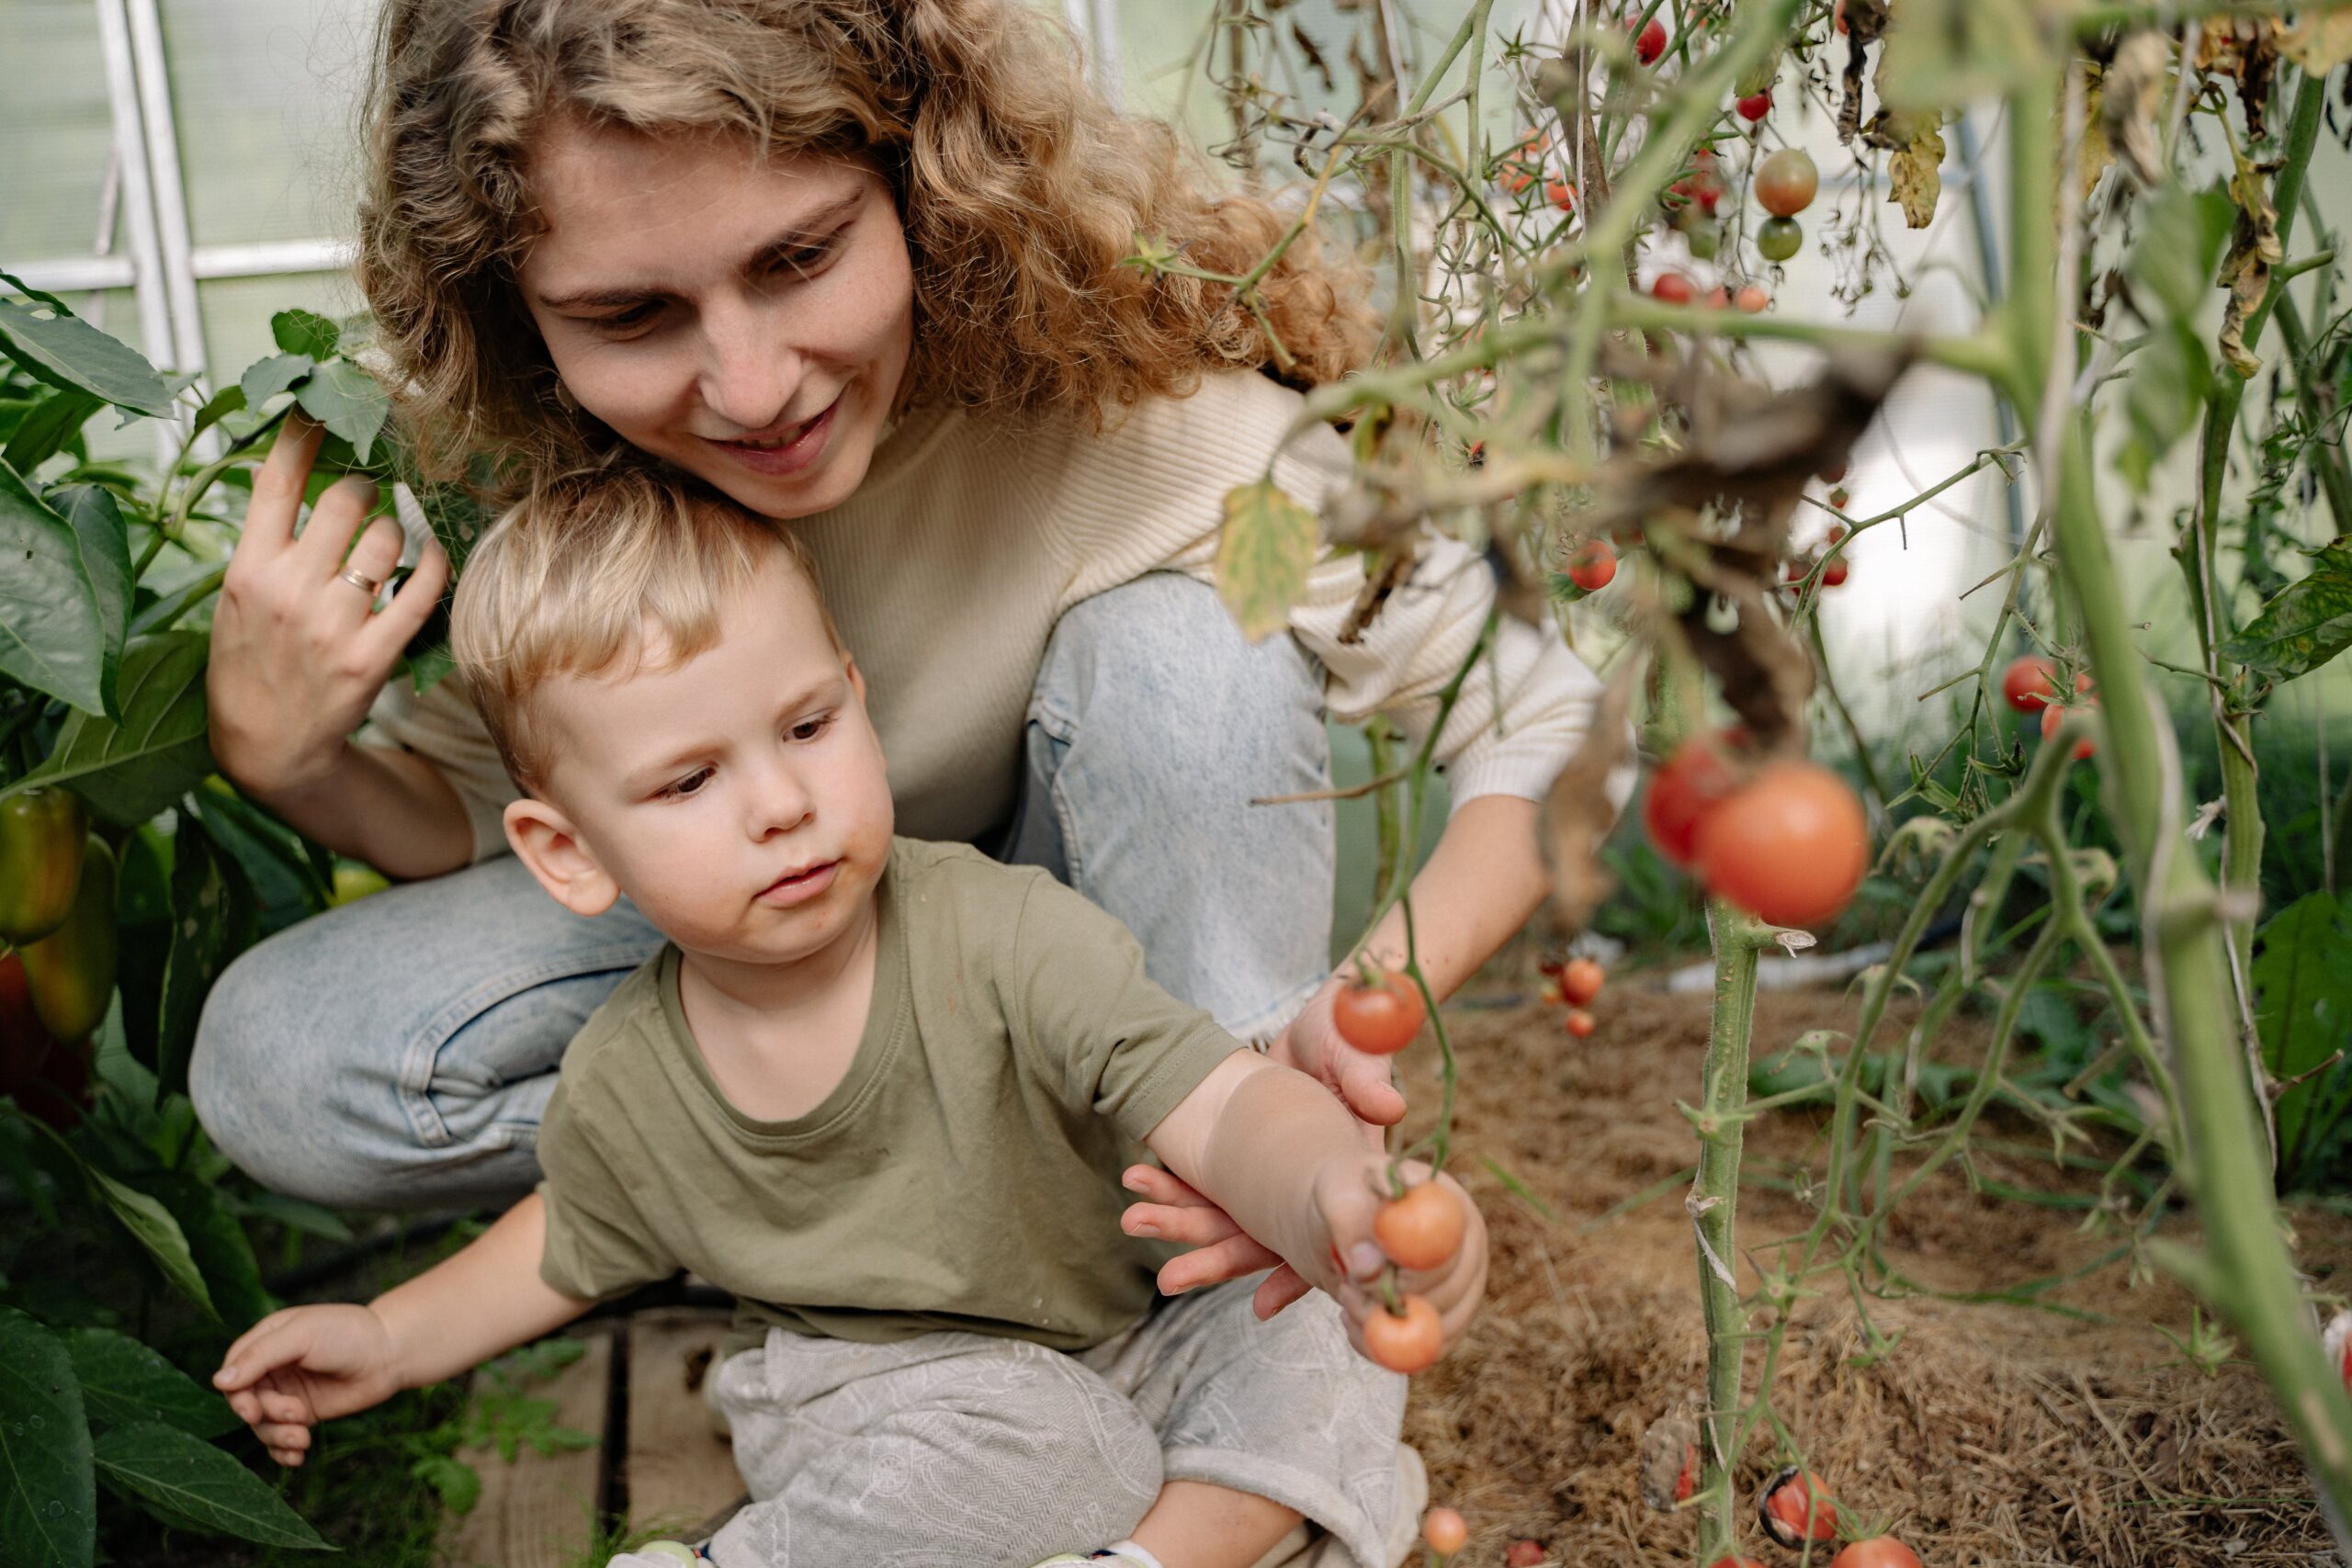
[697, 1276, 1416, 1568]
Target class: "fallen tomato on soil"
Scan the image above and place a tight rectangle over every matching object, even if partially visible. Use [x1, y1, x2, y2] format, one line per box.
[1564, 1008, 1597, 1039]
[1505, 1541, 1547, 1567]
[1831, 1539, 1923, 1568]
[1421, 1506, 1468, 1555]
[1758, 1465, 1840, 1547]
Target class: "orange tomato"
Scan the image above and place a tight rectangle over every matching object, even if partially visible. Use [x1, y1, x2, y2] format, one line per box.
[1758, 1467, 1839, 1547]
[1559, 956, 1605, 1006]
[2041, 698, 2096, 760]
[1364, 1294, 1445, 1372]
[1831, 1540, 1923, 1568]
[1564, 1008, 1597, 1039]
[1422, 1506, 1469, 1555]
[1643, 730, 1746, 868]
[1333, 969, 1426, 1055]
[1694, 763, 1869, 928]
[1375, 1181, 1468, 1270]
[1567, 539, 1617, 592]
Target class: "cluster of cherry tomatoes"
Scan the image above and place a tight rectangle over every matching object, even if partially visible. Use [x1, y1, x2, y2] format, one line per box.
[1700, 1468, 1922, 1568]
[1644, 733, 1870, 929]
[1782, 464, 1855, 591]
[1535, 953, 1606, 1039]
[1329, 965, 1474, 1374]
[2000, 654, 2098, 761]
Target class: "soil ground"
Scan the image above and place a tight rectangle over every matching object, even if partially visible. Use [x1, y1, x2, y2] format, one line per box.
[1399, 970, 2346, 1567]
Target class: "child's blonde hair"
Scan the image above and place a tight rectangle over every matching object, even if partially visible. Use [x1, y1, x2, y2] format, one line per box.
[451, 466, 840, 793]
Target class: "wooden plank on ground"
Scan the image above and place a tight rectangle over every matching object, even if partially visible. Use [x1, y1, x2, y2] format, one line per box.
[626, 1309, 748, 1538]
[436, 1328, 610, 1568]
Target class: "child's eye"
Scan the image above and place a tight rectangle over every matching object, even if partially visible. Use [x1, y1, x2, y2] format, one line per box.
[586, 301, 663, 335]
[658, 767, 713, 800]
[787, 714, 832, 743]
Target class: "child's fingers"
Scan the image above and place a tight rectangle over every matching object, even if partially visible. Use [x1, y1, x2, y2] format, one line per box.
[1250, 1263, 1313, 1321]
[1119, 1164, 1216, 1210]
[217, 1312, 314, 1391]
[259, 1384, 314, 1427]
[253, 1418, 311, 1453]
[1154, 1232, 1281, 1297]
[1121, 1196, 1241, 1247]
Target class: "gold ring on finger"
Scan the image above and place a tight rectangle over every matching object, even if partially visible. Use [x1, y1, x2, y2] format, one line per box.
[337, 566, 383, 597]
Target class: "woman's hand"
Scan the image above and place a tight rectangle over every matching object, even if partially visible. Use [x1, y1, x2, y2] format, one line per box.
[213, 1303, 405, 1467]
[1311, 1156, 1486, 1367]
[207, 414, 449, 802]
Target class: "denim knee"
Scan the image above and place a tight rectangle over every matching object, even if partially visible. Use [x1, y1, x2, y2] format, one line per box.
[188, 934, 372, 1207]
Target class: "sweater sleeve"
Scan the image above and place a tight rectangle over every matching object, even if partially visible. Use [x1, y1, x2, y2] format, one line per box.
[361, 676, 519, 864]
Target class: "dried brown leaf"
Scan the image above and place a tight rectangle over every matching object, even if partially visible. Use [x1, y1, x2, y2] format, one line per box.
[2098, 32, 2171, 186]
[1636, 1393, 1704, 1512]
[2216, 138, 2283, 378]
[1888, 120, 1946, 228]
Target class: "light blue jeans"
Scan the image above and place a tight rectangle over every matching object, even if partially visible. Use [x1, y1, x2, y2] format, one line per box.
[189, 573, 1339, 1211]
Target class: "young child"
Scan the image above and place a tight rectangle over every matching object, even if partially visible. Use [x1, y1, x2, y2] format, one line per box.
[212, 469, 1487, 1568]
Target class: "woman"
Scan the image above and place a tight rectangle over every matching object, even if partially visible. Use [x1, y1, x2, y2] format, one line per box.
[191, 1, 1616, 1555]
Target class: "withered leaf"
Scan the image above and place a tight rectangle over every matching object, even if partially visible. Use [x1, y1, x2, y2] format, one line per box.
[1216, 479, 1321, 641]
[2216, 139, 2284, 378]
[2098, 31, 2171, 186]
[1887, 118, 1946, 228]
[1637, 1394, 1705, 1512]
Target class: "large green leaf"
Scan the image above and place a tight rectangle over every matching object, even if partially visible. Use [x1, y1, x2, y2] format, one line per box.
[4, 390, 103, 474]
[0, 275, 173, 419]
[239, 352, 312, 412]
[2253, 892, 2352, 1170]
[9, 632, 211, 825]
[155, 813, 258, 1101]
[0, 458, 106, 715]
[51, 486, 132, 716]
[93, 1422, 331, 1550]
[16, 1115, 216, 1319]
[1216, 479, 1320, 643]
[0, 1308, 96, 1568]
[295, 360, 388, 466]
[125, 1172, 272, 1332]
[2220, 538, 2352, 681]
[64, 1328, 239, 1439]
[271, 309, 340, 361]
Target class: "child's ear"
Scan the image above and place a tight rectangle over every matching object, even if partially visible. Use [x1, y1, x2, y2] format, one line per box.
[503, 796, 621, 917]
[844, 653, 866, 705]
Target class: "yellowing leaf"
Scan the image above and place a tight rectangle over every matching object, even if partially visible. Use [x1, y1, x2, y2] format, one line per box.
[1216, 479, 1320, 642]
[1888, 121, 1946, 228]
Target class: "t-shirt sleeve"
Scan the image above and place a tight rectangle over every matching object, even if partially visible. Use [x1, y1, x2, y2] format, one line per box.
[360, 676, 521, 864]
[534, 1077, 678, 1301]
[1001, 872, 1246, 1143]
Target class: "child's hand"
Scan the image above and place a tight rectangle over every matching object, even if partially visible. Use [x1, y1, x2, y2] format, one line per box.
[1308, 1156, 1487, 1371]
[212, 1304, 403, 1466]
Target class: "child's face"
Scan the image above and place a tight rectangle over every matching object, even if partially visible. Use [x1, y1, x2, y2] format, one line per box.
[507, 548, 893, 969]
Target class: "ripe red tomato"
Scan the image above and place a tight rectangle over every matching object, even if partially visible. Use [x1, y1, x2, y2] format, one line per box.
[1333, 968, 1426, 1055]
[1694, 763, 1869, 928]
[1755, 149, 1819, 217]
[1375, 1181, 1467, 1270]
[1633, 15, 1668, 63]
[1499, 131, 1546, 194]
[1506, 1541, 1548, 1568]
[1821, 556, 1849, 587]
[1546, 177, 1578, 213]
[1652, 272, 1696, 305]
[1674, 1444, 1697, 1502]
[1703, 286, 1732, 310]
[1831, 1540, 1923, 1568]
[1644, 731, 1744, 867]
[2041, 698, 2096, 760]
[2001, 655, 2062, 712]
[1734, 284, 1770, 313]
[1819, 458, 1849, 484]
[1736, 90, 1773, 120]
[1364, 1293, 1445, 1371]
[1758, 1467, 1839, 1547]
[1568, 539, 1617, 591]
[1564, 1008, 1597, 1039]
[1422, 1506, 1469, 1556]
[1559, 957, 1605, 1006]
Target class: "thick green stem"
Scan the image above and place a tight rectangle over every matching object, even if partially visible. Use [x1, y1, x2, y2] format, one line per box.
[1692, 901, 1770, 1562]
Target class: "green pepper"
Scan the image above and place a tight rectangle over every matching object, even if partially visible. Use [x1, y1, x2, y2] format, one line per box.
[21, 836, 118, 1042]
[0, 788, 87, 944]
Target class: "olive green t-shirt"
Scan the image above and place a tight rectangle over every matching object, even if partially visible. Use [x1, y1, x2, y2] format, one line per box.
[533, 838, 1246, 1353]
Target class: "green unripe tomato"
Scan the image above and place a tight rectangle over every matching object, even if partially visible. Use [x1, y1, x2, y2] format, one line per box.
[1756, 216, 1804, 262]
[0, 789, 87, 944]
[21, 836, 119, 1042]
[1685, 220, 1720, 260]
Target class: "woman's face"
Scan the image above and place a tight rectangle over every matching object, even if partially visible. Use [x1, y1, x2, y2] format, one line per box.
[520, 121, 916, 520]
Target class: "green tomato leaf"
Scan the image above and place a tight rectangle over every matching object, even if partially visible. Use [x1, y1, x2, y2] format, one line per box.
[270, 309, 340, 361]
[0, 457, 107, 716]
[1216, 479, 1320, 643]
[411, 1452, 483, 1517]
[8, 633, 212, 825]
[294, 360, 388, 466]
[0, 275, 174, 418]
[2128, 185, 2236, 324]
[2253, 892, 2352, 1160]
[4, 390, 104, 474]
[191, 384, 246, 440]
[2115, 323, 2209, 495]
[0, 1309, 94, 1568]
[2219, 538, 2352, 681]
[155, 812, 258, 1103]
[64, 1328, 240, 1439]
[51, 485, 133, 717]
[239, 353, 313, 412]
[94, 1422, 331, 1550]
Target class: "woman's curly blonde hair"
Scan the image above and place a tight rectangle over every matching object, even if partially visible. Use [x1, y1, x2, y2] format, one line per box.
[360, 0, 1378, 480]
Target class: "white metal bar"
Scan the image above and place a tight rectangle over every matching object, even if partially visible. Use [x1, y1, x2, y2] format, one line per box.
[121, 0, 206, 385]
[1087, 0, 1122, 110]
[7, 256, 141, 294]
[90, 0, 182, 464]
[189, 238, 356, 280]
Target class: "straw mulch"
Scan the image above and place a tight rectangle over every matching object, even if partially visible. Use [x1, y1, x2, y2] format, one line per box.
[1401, 975, 2346, 1567]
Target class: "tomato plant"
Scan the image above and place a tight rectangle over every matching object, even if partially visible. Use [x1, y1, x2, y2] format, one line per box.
[1333, 967, 1427, 1055]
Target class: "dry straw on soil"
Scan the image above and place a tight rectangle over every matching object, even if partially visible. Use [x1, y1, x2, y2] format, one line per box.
[1403, 977, 2344, 1566]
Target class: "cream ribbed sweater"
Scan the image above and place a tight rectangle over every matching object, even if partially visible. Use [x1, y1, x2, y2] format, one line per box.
[368, 368, 1621, 859]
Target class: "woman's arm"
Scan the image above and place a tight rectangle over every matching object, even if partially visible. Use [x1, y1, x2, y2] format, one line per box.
[243, 740, 475, 881]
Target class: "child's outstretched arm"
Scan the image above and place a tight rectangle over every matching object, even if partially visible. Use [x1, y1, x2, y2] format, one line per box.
[1140, 1053, 1486, 1362]
[212, 1191, 595, 1465]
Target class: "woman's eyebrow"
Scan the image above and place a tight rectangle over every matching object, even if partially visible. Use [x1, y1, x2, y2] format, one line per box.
[534, 193, 866, 312]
